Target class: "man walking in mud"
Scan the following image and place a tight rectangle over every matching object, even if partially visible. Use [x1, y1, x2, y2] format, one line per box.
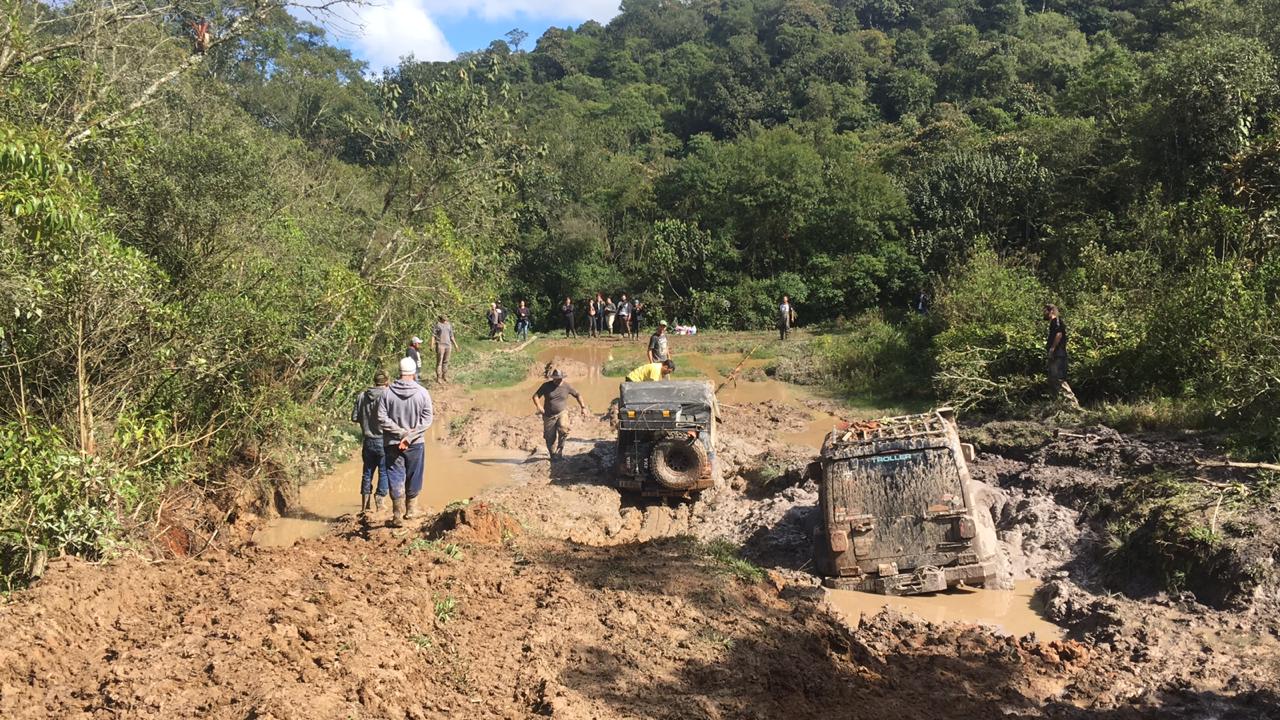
[432, 315, 459, 384]
[351, 369, 390, 518]
[647, 320, 670, 364]
[1044, 304, 1080, 409]
[532, 369, 588, 460]
[625, 358, 675, 382]
[378, 357, 434, 527]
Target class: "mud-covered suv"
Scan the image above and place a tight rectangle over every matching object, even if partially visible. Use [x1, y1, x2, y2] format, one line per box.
[815, 408, 1001, 595]
[614, 380, 719, 497]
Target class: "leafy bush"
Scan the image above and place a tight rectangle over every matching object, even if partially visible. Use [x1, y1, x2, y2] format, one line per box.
[0, 425, 159, 589]
[773, 311, 932, 401]
[932, 246, 1046, 410]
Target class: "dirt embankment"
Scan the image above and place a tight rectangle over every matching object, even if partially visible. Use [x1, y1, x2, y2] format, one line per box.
[2, 345, 1279, 718]
[4, 504, 1256, 720]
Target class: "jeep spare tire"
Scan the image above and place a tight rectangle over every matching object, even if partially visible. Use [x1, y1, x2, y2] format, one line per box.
[650, 438, 708, 490]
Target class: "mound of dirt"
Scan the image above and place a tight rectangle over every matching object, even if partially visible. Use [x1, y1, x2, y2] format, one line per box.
[428, 501, 523, 545]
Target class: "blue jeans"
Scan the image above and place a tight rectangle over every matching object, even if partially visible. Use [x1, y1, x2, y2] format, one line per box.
[361, 437, 389, 496]
[385, 441, 425, 499]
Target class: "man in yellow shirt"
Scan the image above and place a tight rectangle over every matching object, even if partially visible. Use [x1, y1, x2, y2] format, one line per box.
[625, 359, 675, 382]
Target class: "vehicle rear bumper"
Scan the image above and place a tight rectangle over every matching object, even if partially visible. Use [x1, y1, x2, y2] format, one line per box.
[822, 559, 999, 596]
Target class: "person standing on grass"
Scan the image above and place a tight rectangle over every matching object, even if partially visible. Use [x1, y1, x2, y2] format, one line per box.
[778, 295, 794, 341]
[587, 295, 599, 338]
[632, 299, 645, 340]
[431, 315, 459, 384]
[494, 302, 508, 343]
[625, 359, 675, 382]
[486, 302, 501, 341]
[405, 336, 423, 379]
[617, 293, 632, 337]
[1044, 304, 1081, 408]
[515, 300, 531, 342]
[604, 296, 617, 335]
[648, 320, 670, 363]
[561, 297, 576, 337]
[378, 357, 434, 527]
[532, 369, 588, 460]
[351, 369, 390, 518]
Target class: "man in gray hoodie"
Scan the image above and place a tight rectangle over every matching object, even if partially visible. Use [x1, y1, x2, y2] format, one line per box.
[350, 369, 390, 518]
[378, 357, 435, 527]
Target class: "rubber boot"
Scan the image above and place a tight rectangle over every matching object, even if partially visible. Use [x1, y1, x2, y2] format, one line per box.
[388, 497, 406, 528]
[374, 495, 386, 513]
[359, 494, 373, 518]
[404, 495, 420, 520]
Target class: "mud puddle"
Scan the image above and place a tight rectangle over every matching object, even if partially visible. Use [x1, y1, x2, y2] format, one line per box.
[473, 344, 832, 448]
[254, 428, 527, 547]
[826, 580, 1062, 639]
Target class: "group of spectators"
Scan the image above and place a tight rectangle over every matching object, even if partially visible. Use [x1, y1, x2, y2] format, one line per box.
[558, 293, 647, 339]
[477, 294, 654, 341]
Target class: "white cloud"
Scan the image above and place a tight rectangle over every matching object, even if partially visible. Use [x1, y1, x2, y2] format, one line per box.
[420, 0, 621, 23]
[329, 0, 621, 72]
[351, 0, 456, 70]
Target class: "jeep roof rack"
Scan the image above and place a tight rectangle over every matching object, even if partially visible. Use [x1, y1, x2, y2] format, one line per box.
[826, 409, 952, 447]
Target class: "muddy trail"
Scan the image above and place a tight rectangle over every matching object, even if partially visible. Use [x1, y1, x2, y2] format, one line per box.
[1, 339, 1278, 719]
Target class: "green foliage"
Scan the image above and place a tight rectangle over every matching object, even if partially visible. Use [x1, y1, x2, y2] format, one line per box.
[1093, 472, 1259, 605]
[433, 594, 459, 623]
[404, 538, 463, 561]
[450, 343, 536, 388]
[0, 425, 158, 589]
[932, 247, 1046, 410]
[773, 311, 932, 401]
[701, 538, 766, 583]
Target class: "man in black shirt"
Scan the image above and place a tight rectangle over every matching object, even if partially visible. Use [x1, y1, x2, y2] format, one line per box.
[561, 297, 576, 338]
[1044, 304, 1080, 408]
[532, 370, 588, 459]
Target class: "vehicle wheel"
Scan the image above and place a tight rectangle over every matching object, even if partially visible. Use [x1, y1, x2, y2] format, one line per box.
[650, 438, 708, 490]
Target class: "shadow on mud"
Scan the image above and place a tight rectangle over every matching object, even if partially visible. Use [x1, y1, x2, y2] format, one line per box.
[741, 504, 818, 570]
[538, 538, 1278, 720]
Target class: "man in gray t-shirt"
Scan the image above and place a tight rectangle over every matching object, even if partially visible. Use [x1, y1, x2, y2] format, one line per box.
[532, 370, 588, 459]
[432, 315, 460, 384]
[647, 320, 670, 362]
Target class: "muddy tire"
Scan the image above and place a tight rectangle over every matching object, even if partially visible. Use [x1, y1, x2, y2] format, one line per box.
[650, 438, 708, 490]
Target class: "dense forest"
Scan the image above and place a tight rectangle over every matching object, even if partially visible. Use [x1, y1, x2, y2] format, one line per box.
[2, 0, 1279, 584]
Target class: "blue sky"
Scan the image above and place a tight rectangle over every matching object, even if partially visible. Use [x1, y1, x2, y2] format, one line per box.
[321, 1, 620, 71]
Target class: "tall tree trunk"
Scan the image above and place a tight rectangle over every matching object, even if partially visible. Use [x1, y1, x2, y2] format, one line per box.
[75, 313, 95, 455]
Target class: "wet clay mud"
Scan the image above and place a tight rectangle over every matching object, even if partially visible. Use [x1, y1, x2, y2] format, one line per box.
[4, 338, 1278, 719]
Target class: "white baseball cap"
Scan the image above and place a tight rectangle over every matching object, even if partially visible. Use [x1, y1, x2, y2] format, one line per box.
[399, 357, 417, 375]
[411, 336, 423, 345]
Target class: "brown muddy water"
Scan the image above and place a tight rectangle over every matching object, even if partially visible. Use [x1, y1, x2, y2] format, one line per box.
[254, 427, 527, 547]
[826, 581, 1062, 639]
[474, 344, 837, 449]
